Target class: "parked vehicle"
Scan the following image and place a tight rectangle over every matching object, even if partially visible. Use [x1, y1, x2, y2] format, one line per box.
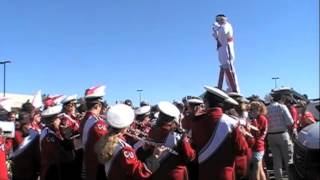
[289, 122, 320, 180]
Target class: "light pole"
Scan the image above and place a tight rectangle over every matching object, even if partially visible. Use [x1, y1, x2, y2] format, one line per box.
[272, 77, 280, 89]
[137, 89, 143, 105]
[0, 61, 11, 97]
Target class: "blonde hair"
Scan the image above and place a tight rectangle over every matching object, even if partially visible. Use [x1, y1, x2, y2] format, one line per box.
[249, 101, 267, 115]
[95, 130, 121, 164]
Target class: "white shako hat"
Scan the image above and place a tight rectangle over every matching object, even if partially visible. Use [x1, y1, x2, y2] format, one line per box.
[84, 85, 106, 99]
[157, 101, 181, 123]
[41, 104, 63, 117]
[135, 105, 151, 116]
[62, 94, 78, 104]
[106, 104, 135, 129]
[204, 85, 238, 106]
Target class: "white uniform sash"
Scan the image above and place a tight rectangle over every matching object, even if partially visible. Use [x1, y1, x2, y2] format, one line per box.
[10, 130, 38, 158]
[198, 114, 235, 164]
[62, 113, 79, 128]
[82, 115, 98, 148]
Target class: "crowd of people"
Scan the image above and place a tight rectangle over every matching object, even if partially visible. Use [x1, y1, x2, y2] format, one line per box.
[0, 84, 318, 180]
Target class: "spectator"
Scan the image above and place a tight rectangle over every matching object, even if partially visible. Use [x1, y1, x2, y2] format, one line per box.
[266, 93, 294, 179]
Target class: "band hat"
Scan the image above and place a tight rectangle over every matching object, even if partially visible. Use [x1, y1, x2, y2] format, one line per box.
[225, 97, 239, 106]
[135, 105, 151, 116]
[204, 85, 238, 105]
[85, 85, 106, 99]
[44, 95, 66, 107]
[187, 98, 203, 105]
[41, 104, 63, 117]
[158, 101, 180, 121]
[52, 95, 66, 104]
[106, 104, 134, 129]
[227, 92, 243, 98]
[204, 85, 230, 100]
[227, 92, 249, 103]
[62, 94, 78, 104]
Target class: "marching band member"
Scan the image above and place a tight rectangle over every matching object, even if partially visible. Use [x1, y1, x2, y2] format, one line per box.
[30, 109, 42, 134]
[10, 114, 40, 180]
[126, 105, 152, 145]
[40, 105, 74, 180]
[136, 101, 196, 180]
[190, 86, 248, 180]
[61, 95, 80, 136]
[59, 95, 82, 180]
[132, 106, 152, 134]
[80, 85, 108, 180]
[95, 104, 166, 180]
[227, 92, 252, 180]
[181, 96, 205, 132]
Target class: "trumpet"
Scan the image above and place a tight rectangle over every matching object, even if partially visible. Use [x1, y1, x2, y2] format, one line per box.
[124, 130, 179, 156]
[127, 127, 148, 137]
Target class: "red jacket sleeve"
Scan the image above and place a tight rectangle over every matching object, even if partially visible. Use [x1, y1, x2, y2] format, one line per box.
[179, 134, 196, 163]
[232, 127, 249, 156]
[119, 146, 157, 180]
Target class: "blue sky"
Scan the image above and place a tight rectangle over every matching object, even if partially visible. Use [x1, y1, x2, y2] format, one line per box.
[0, 0, 319, 105]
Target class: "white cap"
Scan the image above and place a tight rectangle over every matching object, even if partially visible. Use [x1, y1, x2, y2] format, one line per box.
[158, 101, 180, 122]
[106, 104, 134, 129]
[204, 85, 238, 105]
[135, 105, 151, 115]
[62, 94, 78, 104]
[41, 104, 63, 117]
[204, 85, 230, 99]
[225, 97, 239, 106]
[187, 98, 203, 105]
[85, 85, 106, 99]
[227, 92, 244, 98]
[227, 92, 248, 103]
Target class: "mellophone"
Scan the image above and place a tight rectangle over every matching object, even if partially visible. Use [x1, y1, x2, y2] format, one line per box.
[125, 128, 179, 155]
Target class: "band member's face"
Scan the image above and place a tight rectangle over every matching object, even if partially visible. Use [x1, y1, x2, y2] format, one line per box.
[52, 117, 61, 129]
[33, 113, 41, 124]
[65, 102, 76, 113]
